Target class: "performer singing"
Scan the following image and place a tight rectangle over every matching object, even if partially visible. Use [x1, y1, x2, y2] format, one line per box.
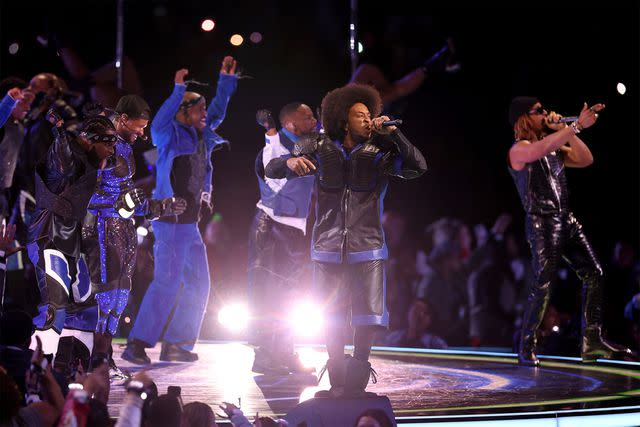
[507, 97, 635, 365]
[266, 84, 427, 397]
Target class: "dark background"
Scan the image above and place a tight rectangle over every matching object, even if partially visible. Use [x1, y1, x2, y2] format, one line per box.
[2, 1, 638, 314]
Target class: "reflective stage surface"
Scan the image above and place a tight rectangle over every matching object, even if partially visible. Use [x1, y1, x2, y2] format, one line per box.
[110, 342, 640, 425]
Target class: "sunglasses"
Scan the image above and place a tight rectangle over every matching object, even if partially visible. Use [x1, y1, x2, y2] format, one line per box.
[528, 106, 546, 115]
[84, 133, 118, 144]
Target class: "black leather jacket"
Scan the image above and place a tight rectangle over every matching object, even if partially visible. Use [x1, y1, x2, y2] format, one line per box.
[28, 127, 98, 259]
[266, 129, 427, 263]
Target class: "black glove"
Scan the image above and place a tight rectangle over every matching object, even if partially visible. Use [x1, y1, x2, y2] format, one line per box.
[256, 109, 276, 131]
[115, 188, 146, 219]
[46, 108, 64, 127]
[161, 197, 187, 216]
[147, 197, 187, 219]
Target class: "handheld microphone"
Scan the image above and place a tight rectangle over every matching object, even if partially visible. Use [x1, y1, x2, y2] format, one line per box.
[558, 116, 578, 123]
[382, 119, 403, 127]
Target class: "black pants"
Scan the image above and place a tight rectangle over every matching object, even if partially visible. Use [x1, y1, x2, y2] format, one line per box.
[520, 212, 603, 351]
[247, 209, 310, 349]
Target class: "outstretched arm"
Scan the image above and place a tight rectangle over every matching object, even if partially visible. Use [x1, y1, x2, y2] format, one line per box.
[206, 56, 238, 130]
[150, 69, 188, 142]
[508, 103, 603, 170]
[350, 63, 425, 106]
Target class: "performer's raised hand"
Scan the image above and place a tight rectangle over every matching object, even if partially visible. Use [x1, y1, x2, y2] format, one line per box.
[256, 109, 276, 132]
[221, 56, 237, 75]
[7, 87, 23, 101]
[175, 69, 189, 85]
[577, 102, 605, 129]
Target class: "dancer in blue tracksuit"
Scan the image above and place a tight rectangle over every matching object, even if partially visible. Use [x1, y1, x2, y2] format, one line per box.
[122, 56, 238, 364]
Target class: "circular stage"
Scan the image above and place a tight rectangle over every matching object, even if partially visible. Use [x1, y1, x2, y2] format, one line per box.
[110, 342, 640, 425]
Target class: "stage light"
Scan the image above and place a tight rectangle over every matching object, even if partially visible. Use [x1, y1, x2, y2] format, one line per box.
[8, 43, 19, 55]
[230, 34, 243, 46]
[552, 325, 559, 332]
[124, 316, 131, 324]
[250, 32, 262, 43]
[136, 226, 148, 237]
[201, 19, 215, 32]
[617, 82, 626, 95]
[289, 301, 323, 337]
[115, 60, 121, 68]
[358, 42, 363, 53]
[218, 303, 249, 331]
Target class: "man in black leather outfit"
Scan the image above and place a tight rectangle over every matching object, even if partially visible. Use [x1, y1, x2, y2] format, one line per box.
[507, 96, 635, 366]
[266, 84, 427, 397]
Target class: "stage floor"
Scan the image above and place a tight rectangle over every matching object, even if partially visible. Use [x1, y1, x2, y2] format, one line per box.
[109, 342, 640, 425]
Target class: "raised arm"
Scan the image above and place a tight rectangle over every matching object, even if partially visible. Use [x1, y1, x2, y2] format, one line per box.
[150, 69, 188, 142]
[0, 89, 20, 128]
[45, 109, 76, 180]
[509, 103, 603, 170]
[206, 56, 238, 130]
[371, 117, 427, 179]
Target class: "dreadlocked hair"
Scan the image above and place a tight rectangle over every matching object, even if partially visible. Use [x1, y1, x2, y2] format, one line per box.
[81, 115, 116, 135]
[321, 84, 382, 141]
[514, 114, 544, 142]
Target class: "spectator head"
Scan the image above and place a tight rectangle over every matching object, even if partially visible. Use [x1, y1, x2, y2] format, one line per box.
[145, 393, 182, 427]
[382, 211, 407, 248]
[612, 241, 636, 269]
[0, 309, 35, 349]
[87, 398, 111, 427]
[407, 300, 432, 340]
[182, 401, 216, 427]
[354, 409, 393, 427]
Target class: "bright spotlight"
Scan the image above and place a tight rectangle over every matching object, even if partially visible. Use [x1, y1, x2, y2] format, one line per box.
[124, 316, 131, 324]
[357, 42, 363, 54]
[136, 226, 148, 237]
[250, 32, 263, 44]
[8, 43, 19, 55]
[617, 82, 626, 95]
[552, 325, 560, 333]
[201, 19, 215, 32]
[230, 34, 244, 46]
[289, 301, 323, 337]
[218, 303, 249, 332]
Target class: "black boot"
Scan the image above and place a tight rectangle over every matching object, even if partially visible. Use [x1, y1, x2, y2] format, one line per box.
[518, 332, 540, 367]
[343, 357, 377, 398]
[517, 280, 550, 367]
[159, 342, 198, 362]
[582, 326, 636, 362]
[121, 340, 151, 365]
[251, 347, 289, 375]
[580, 274, 636, 362]
[315, 355, 350, 398]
